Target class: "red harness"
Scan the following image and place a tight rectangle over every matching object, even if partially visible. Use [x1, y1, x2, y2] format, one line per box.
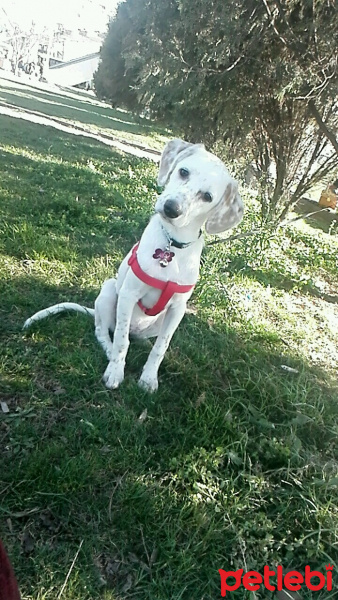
[128, 243, 195, 317]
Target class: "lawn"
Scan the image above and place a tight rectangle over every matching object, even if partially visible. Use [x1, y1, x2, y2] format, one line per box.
[0, 75, 169, 151]
[0, 77, 337, 600]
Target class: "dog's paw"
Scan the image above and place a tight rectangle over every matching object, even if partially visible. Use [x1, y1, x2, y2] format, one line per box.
[103, 362, 124, 389]
[138, 373, 159, 393]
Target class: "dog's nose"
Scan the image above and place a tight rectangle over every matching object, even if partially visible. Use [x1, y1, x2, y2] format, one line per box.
[163, 199, 182, 219]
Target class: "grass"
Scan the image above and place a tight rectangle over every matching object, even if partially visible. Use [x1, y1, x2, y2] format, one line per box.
[0, 77, 337, 600]
[0, 75, 170, 150]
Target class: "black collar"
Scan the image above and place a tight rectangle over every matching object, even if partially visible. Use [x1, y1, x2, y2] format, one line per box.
[163, 227, 202, 249]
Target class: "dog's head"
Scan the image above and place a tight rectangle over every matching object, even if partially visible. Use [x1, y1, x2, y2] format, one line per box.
[156, 139, 244, 234]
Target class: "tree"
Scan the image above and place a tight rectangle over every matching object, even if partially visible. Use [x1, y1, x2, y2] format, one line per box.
[9, 24, 40, 75]
[94, 1, 140, 109]
[95, 0, 338, 222]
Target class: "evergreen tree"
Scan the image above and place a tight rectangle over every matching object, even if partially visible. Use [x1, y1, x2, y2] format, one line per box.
[95, 0, 338, 221]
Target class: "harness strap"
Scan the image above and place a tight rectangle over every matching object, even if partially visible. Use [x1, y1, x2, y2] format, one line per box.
[128, 243, 195, 316]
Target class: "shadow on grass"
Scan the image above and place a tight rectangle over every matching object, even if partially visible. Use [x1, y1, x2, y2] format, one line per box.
[0, 117, 157, 264]
[226, 252, 338, 304]
[0, 78, 167, 141]
[294, 197, 338, 235]
[239, 264, 338, 304]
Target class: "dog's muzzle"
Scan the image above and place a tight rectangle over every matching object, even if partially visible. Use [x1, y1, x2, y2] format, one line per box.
[163, 199, 182, 219]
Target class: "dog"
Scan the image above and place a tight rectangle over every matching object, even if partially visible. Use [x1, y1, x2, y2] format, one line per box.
[24, 139, 244, 392]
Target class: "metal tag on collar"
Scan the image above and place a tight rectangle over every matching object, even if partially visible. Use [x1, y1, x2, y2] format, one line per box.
[153, 244, 175, 267]
[160, 246, 172, 267]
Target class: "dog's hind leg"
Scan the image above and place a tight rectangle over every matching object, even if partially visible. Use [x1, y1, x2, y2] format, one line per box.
[94, 278, 117, 360]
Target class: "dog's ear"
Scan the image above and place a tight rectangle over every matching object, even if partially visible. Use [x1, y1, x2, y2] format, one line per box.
[205, 180, 244, 234]
[157, 139, 194, 186]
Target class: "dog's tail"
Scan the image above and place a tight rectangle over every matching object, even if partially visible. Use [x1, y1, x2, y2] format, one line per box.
[23, 303, 95, 329]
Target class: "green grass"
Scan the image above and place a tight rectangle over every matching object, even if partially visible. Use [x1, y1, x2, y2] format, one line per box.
[0, 79, 337, 600]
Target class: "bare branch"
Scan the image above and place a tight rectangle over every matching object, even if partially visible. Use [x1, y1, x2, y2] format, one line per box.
[261, 0, 288, 46]
[295, 68, 336, 101]
[308, 99, 338, 155]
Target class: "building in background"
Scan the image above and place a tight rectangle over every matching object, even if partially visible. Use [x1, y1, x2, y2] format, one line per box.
[0, 0, 117, 87]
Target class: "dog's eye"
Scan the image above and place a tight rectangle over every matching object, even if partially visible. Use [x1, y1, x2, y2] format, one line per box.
[179, 168, 189, 179]
[203, 192, 213, 202]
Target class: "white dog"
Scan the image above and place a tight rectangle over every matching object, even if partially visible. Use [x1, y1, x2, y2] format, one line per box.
[24, 139, 244, 392]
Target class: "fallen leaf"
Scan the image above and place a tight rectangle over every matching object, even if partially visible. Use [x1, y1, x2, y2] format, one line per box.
[149, 547, 158, 566]
[53, 386, 66, 396]
[121, 573, 133, 593]
[127, 553, 151, 573]
[40, 510, 59, 532]
[21, 531, 35, 554]
[139, 560, 151, 573]
[128, 552, 139, 564]
[281, 365, 299, 374]
[227, 451, 242, 466]
[196, 392, 206, 407]
[100, 445, 112, 454]
[138, 408, 148, 423]
[106, 558, 121, 576]
[292, 414, 312, 426]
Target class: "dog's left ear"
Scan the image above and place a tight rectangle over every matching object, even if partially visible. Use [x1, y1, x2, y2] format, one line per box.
[205, 180, 244, 234]
[157, 139, 193, 186]
[158, 138, 206, 186]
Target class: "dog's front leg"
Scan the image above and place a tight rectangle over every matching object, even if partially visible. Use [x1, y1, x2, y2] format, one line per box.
[103, 287, 138, 389]
[139, 302, 186, 393]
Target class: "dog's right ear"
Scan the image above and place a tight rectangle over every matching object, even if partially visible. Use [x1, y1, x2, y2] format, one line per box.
[157, 139, 194, 186]
[205, 180, 244, 234]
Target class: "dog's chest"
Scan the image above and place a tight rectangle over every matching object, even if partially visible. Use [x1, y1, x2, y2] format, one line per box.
[137, 224, 202, 286]
[132, 239, 200, 316]
[139, 286, 165, 309]
[139, 250, 199, 285]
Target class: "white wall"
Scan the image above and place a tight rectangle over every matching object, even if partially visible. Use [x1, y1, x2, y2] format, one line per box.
[47, 53, 99, 87]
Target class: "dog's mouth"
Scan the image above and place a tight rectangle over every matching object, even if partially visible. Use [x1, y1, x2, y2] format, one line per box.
[155, 207, 172, 222]
[156, 210, 183, 227]
[157, 210, 171, 221]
